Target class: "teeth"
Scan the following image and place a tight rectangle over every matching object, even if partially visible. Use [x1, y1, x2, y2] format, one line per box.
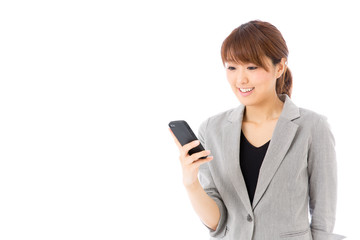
[240, 87, 254, 92]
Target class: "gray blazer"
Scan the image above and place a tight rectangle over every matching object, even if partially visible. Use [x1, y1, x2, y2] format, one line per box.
[197, 94, 345, 240]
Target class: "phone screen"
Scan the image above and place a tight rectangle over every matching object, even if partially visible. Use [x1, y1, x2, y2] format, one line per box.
[169, 120, 207, 159]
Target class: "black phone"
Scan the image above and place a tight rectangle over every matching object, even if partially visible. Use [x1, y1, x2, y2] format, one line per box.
[169, 120, 208, 159]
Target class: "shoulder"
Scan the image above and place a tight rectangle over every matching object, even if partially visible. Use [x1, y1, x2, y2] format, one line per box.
[199, 105, 239, 130]
[296, 107, 333, 138]
[297, 107, 329, 125]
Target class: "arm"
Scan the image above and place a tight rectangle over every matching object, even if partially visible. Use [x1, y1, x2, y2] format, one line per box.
[169, 119, 225, 236]
[308, 116, 345, 240]
[184, 181, 220, 231]
[196, 118, 228, 238]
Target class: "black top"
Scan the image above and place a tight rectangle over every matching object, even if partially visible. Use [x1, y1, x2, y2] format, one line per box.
[240, 130, 270, 205]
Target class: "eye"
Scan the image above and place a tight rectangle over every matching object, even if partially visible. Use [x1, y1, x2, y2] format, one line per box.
[247, 66, 258, 70]
[227, 66, 236, 71]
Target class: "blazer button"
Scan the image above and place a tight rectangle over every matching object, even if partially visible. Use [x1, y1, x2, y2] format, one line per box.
[247, 214, 253, 222]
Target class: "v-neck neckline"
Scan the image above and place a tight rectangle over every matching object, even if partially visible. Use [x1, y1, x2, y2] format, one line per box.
[241, 130, 271, 149]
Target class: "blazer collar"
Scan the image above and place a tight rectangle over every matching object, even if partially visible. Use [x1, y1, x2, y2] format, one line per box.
[223, 94, 300, 213]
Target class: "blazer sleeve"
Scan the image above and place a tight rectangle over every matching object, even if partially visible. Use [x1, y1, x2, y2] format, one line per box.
[308, 116, 346, 240]
[197, 118, 228, 238]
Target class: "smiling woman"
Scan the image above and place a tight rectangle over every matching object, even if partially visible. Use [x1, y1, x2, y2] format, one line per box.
[169, 19, 345, 240]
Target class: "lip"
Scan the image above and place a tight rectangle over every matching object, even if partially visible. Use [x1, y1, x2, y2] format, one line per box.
[238, 87, 254, 97]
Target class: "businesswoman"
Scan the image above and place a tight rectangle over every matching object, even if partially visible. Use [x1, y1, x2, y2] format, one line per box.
[169, 20, 345, 240]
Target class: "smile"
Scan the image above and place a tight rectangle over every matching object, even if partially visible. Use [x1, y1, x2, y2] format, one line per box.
[239, 87, 255, 93]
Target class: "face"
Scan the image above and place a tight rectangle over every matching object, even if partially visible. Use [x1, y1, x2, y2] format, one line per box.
[225, 56, 286, 106]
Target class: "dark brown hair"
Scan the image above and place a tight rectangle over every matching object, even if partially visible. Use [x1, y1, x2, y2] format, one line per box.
[221, 20, 292, 97]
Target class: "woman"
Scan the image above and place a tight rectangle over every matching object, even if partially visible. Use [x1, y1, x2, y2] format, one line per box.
[169, 20, 345, 240]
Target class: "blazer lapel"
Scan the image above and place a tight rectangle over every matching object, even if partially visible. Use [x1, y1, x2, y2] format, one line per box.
[223, 94, 300, 213]
[223, 103, 254, 214]
[252, 94, 300, 209]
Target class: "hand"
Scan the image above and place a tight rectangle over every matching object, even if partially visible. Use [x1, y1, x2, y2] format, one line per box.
[169, 128, 214, 188]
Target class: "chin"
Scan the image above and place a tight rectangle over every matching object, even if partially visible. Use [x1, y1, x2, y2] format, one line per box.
[236, 96, 254, 106]
[234, 93, 253, 105]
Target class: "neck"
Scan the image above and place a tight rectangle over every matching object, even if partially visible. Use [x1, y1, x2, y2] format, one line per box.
[243, 94, 284, 124]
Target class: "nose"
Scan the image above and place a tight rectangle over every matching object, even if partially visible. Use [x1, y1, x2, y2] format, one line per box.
[236, 68, 248, 85]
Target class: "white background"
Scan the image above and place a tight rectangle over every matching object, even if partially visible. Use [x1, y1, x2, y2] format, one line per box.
[0, 0, 358, 239]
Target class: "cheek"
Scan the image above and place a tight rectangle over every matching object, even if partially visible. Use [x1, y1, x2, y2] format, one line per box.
[253, 72, 274, 85]
[226, 73, 235, 84]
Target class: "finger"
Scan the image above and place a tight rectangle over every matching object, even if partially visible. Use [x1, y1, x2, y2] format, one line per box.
[192, 156, 214, 169]
[182, 140, 201, 156]
[169, 128, 182, 149]
[184, 150, 211, 165]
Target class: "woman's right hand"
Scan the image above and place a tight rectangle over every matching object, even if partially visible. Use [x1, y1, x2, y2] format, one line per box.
[169, 128, 214, 188]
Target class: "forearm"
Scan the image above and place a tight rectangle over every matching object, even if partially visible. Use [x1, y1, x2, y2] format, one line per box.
[185, 180, 220, 231]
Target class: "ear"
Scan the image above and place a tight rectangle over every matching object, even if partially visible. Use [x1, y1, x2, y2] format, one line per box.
[276, 58, 287, 78]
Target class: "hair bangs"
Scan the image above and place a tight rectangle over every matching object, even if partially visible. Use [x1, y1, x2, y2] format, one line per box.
[221, 25, 269, 71]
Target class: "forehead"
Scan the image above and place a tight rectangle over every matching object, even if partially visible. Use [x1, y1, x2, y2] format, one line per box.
[225, 61, 250, 66]
[225, 56, 272, 67]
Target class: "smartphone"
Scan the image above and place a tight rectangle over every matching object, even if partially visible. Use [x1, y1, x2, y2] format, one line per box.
[169, 120, 208, 159]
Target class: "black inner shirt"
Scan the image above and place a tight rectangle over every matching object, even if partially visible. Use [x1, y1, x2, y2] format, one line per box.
[240, 130, 270, 205]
